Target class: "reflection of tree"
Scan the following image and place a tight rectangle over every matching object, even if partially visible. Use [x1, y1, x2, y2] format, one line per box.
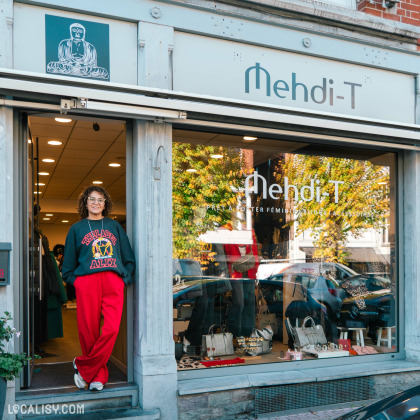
[172, 143, 244, 261]
[276, 154, 389, 263]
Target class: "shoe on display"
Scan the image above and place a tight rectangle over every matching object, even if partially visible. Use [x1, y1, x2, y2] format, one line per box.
[74, 372, 87, 389]
[89, 381, 104, 391]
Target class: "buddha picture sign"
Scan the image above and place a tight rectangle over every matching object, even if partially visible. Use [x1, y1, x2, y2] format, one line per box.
[45, 15, 110, 81]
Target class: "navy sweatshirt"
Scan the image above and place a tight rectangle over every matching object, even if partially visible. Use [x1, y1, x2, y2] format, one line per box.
[62, 217, 135, 285]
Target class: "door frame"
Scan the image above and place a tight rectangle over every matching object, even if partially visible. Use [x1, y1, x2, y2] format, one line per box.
[15, 109, 134, 389]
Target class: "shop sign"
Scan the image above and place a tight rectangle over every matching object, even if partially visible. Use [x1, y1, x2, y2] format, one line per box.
[245, 171, 343, 203]
[173, 32, 415, 124]
[45, 15, 110, 81]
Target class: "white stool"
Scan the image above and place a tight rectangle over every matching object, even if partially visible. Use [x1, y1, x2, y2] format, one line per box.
[338, 327, 366, 347]
[377, 326, 395, 348]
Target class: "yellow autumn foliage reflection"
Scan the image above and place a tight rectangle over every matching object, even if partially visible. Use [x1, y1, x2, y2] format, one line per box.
[277, 154, 390, 263]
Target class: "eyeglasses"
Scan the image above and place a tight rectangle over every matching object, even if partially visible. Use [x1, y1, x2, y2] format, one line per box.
[88, 197, 106, 204]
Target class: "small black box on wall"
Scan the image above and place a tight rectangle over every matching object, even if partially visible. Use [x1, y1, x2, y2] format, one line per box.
[0, 243, 11, 285]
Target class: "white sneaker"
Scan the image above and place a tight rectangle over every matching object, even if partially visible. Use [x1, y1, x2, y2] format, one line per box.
[72, 359, 87, 388]
[89, 381, 104, 391]
[74, 372, 87, 389]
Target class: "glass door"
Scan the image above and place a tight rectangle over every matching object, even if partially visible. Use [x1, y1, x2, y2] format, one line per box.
[21, 114, 41, 388]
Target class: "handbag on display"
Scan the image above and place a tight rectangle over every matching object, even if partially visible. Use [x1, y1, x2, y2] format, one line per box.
[258, 312, 278, 335]
[232, 252, 256, 273]
[294, 316, 327, 348]
[339, 338, 351, 351]
[201, 324, 234, 358]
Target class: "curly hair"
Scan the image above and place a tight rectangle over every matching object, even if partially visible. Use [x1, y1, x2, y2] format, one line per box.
[77, 185, 113, 219]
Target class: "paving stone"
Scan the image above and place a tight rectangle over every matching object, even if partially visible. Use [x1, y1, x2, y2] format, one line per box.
[257, 406, 359, 419]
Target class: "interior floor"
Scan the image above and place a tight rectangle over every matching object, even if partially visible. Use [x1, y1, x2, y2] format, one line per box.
[35, 306, 80, 364]
[31, 305, 127, 389]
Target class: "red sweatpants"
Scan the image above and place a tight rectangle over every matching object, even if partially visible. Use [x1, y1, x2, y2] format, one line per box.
[73, 271, 125, 384]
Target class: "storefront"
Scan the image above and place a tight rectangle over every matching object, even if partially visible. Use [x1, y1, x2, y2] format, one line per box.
[1, 1, 420, 419]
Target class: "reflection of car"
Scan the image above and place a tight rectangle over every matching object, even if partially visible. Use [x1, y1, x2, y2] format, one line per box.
[336, 385, 420, 419]
[173, 277, 337, 346]
[172, 259, 202, 283]
[339, 274, 395, 331]
[267, 273, 343, 319]
[257, 261, 357, 282]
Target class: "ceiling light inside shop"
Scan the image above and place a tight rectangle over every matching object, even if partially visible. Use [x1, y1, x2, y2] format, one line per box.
[211, 154, 223, 159]
[28, 139, 32, 144]
[34, 191, 42, 194]
[109, 163, 121, 167]
[92, 180, 103, 184]
[243, 136, 258, 141]
[42, 158, 55, 163]
[55, 117, 72, 123]
[46, 213, 53, 217]
[38, 172, 49, 176]
[186, 169, 197, 173]
[62, 220, 69, 223]
[409, 408, 418, 412]
[35, 183, 45, 186]
[48, 140, 63, 146]
[43, 218, 50, 221]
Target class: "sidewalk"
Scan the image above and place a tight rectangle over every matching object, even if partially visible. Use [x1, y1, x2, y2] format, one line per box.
[258, 405, 360, 419]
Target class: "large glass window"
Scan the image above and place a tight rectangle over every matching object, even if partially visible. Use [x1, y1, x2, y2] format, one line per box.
[173, 131, 396, 371]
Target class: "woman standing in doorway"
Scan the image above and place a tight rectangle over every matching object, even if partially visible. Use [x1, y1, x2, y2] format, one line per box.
[62, 185, 135, 391]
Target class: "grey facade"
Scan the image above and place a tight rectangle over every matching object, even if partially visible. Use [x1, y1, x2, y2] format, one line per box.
[1, 1, 420, 419]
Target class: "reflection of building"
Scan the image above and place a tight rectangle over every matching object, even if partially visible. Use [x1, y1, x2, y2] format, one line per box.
[297, 228, 391, 274]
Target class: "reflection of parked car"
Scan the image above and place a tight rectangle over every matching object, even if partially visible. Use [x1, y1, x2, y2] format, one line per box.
[172, 259, 202, 283]
[336, 384, 420, 419]
[257, 261, 357, 282]
[339, 274, 395, 334]
[267, 273, 343, 320]
[173, 277, 337, 346]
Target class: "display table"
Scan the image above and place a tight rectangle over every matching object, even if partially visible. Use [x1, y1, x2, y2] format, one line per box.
[301, 346, 349, 358]
[338, 326, 366, 347]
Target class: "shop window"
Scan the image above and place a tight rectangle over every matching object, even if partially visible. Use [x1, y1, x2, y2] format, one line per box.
[172, 131, 397, 371]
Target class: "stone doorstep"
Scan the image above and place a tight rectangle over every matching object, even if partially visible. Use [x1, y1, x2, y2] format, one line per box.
[14, 383, 150, 419]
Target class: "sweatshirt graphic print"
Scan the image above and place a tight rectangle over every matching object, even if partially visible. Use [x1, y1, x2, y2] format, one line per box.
[62, 218, 135, 285]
